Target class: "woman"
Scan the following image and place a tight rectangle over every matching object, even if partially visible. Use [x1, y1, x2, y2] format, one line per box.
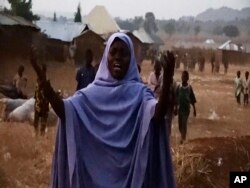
[31, 33, 175, 188]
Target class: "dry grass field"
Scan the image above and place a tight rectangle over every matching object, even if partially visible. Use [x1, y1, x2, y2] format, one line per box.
[0, 57, 250, 187]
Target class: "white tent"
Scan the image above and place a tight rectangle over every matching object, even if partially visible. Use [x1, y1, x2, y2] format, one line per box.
[218, 40, 240, 51]
[85, 5, 120, 35]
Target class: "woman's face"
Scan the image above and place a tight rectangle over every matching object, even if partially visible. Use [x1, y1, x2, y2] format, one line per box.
[108, 38, 131, 80]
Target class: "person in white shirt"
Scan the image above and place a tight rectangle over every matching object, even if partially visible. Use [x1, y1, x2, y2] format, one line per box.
[147, 59, 162, 98]
[12, 65, 28, 99]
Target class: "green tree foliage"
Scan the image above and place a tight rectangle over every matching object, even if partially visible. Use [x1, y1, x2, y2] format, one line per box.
[144, 12, 158, 35]
[116, 16, 144, 31]
[176, 21, 190, 33]
[194, 25, 201, 36]
[74, 3, 82, 23]
[163, 19, 176, 36]
[133, 16, 144, 30]
[213, 25, 224, 35]
[223, 25, 240, 37]
[53, 12, 57, 22]
[7, 0, 39, 21]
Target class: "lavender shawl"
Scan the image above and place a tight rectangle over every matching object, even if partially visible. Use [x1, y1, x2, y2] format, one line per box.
[51, 33, 175, 188]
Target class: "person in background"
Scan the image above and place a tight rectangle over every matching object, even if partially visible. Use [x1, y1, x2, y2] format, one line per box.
[148, 58, 163, 97]
[76, 49, 96, 90]
[137, 63, 146, 83]
[234, 70, 243, 105]
[12, 65, 28, 99]
[222, 53, 229, 74]
[210, 52, 215, 73]
[176, 71, 197, 144]
[243, 71, 250, 106]
[69, 39, 77, 64]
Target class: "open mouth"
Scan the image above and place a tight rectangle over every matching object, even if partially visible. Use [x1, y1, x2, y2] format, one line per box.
[114, 63, 122, 71]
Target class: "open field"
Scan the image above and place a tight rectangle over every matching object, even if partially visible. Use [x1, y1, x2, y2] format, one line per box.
[0, 58, 250, 187]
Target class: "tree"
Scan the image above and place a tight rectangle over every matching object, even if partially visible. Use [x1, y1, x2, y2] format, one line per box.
[194, 25, 201, 36]
[53, 12, 57, 22]
[223, 25, 239, 37]
[74, 3, 82, 23]
[176, 20, 190, 33]
[163, 20, 176, 37]
[143, 12, 158, 35]
[132, 16, 144, 30]
[7, 0, 39, 21]
[213, 25, 224, 35]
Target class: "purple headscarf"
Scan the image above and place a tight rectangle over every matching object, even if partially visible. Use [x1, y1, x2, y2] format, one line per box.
[51, 32, 175, 188]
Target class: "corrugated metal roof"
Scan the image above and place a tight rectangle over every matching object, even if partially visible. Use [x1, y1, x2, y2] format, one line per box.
[85, 5, 120, 35]
[218, 40, 239, 51]
[132, 28, 154, 44]
[36, 20, 86, 42]
[0, 13, 39, 29]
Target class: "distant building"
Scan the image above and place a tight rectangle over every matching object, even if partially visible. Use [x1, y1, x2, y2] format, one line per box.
[0, 13, 41, 59]
[73, 27, 105, 66]
[218, 40, 250, 64]
[36, 20, 85, 62]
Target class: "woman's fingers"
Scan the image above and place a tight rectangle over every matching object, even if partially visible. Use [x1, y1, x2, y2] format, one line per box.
[30, 46, 46, 81]
[163, 51, 175, 76]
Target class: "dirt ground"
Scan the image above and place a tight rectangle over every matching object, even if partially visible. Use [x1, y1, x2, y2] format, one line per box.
[0, 58, 250, 188]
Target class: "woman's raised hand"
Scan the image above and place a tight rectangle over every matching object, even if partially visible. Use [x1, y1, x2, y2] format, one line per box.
[162, 51, 175, 82]
[30, 46, 46, 82]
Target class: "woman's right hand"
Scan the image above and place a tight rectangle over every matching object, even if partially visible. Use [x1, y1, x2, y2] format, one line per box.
[30, 45, 65, 122]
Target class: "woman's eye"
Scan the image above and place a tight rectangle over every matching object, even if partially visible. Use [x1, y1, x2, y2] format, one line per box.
[109, 48, 117, 56]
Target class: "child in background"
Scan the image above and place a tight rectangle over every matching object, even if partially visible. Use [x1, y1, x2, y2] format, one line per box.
[234, 70, 243, 105]
[148, 59, 163, 98]
[176, 71, 197, 144]
[243, 71, 250, 105]
[13, 65, 28, 98]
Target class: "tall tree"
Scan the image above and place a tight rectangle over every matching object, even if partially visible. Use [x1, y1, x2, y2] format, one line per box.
[223, 25, 239, 38]
[7, 0, 39, 21]
[74, 3, 82, 23]
[194, 25, 201, 36]
[53, 12, 57, 22]
[132, 16, 144, 30]
[163, 19, 176, 37]
[143, 12, 158, 35]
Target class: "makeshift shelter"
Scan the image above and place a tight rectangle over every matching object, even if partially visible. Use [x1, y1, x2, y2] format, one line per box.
[84, 5, 120, 35]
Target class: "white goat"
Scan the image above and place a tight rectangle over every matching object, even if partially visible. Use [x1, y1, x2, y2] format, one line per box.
[8, 98, 35, 122]
[0, 98, 27, 120]
[7, 98, 58, 125]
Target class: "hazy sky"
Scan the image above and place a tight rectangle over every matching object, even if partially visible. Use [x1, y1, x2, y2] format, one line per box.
[2, 0, 250, 19]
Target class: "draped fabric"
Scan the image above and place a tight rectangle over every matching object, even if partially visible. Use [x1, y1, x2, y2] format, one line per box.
[51, 32, 175, 188]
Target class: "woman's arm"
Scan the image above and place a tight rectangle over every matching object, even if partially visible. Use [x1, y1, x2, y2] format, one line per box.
[30, 47, 65, 122]
[153, 51, 175, 123]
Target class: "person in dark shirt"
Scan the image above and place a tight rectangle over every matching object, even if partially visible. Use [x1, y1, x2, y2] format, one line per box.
[76, 49, 96, 90]
[176, 71, 197, 144]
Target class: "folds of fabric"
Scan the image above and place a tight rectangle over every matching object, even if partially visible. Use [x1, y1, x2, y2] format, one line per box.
[51, 84, 175, 188]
